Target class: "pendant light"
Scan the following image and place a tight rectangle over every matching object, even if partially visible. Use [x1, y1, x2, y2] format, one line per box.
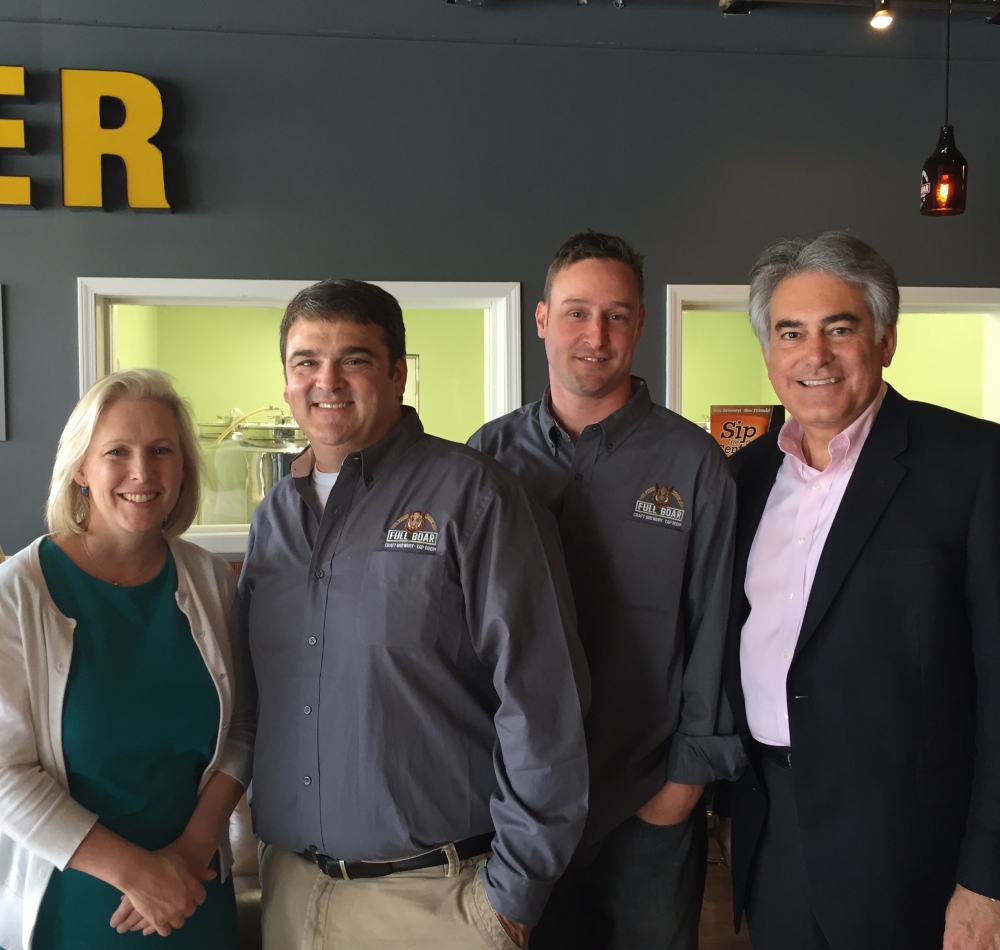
[920, 0, 967, 216]
[870, 0, 893, 29]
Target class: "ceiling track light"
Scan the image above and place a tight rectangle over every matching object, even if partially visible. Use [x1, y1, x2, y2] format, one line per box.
[920, 0, 968, 215]
[870, 0, 894, 28]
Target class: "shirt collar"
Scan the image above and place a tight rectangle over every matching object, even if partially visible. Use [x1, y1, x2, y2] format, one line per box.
[290, 406, 424, 488]
[777, 381, 887, 471]
[536, 377, 653, 456]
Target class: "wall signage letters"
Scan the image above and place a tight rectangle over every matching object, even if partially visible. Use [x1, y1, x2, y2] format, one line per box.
[0, 66, 171, 211]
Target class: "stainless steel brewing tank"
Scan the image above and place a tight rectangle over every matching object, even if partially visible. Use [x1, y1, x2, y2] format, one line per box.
[198, 414, 306, 524]
[242, 424, 306, 516]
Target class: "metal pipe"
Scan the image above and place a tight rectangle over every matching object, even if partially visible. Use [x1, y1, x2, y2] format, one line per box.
[213, 405, 281, 445]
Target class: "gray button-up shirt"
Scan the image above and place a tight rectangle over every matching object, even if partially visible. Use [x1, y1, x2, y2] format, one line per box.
[238, 408, 590, 924]
[470, 379, 743, 847]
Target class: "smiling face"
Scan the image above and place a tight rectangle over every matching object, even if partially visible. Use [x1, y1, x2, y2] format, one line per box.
[764, 270, 896, 441]
[537, 258, 645, 403]
[283, 316, 406, 472]
[75, 398, 185, 539]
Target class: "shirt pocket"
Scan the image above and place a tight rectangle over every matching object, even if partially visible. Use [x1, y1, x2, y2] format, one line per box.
[357, 550, 445, 649]
[612, 518, 687, 612]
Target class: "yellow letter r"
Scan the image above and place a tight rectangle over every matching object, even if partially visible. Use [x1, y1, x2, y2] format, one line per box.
[61, 69, 170, 210]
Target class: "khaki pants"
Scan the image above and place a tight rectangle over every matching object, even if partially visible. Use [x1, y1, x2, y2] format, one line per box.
[259, 842, 520, 950]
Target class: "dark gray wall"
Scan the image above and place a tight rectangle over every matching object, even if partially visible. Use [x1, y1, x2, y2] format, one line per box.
[1, 1, 998, 551]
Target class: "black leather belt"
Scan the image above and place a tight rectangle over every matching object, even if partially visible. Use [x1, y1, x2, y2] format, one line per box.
[759, 744, 793, 768]
[300, 832, 495, 880]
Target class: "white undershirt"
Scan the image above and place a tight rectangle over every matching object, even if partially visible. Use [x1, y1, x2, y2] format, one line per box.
[312, 468, 340, 509]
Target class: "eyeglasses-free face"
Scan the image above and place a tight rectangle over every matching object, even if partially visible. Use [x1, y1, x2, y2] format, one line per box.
[763, 271, 896, 446]
[283, 317, 406, 472]
[74, 397, 185, 539]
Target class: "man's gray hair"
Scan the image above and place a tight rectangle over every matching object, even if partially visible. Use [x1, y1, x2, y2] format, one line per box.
[748, 232, 900, 350]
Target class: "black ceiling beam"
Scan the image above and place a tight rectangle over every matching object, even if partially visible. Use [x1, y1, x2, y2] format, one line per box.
[720, 0, 1000, 16]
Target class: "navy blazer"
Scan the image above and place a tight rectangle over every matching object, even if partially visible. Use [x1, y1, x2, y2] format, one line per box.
[723, 386, 1000, 950]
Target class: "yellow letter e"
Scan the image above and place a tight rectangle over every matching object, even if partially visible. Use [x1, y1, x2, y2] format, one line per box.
[0, 65, 31, 208]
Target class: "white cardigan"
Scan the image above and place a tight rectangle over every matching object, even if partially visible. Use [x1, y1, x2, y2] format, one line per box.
[0, 537, 255, 950]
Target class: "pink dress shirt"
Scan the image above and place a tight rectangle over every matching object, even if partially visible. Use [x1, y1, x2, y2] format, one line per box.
[740, 385, 887, 747]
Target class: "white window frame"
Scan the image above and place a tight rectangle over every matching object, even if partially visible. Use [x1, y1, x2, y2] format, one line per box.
[665, 283, 1000, 414]
[78, 277, 521, 557]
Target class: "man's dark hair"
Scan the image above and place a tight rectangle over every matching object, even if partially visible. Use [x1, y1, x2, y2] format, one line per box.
[544, 230, 645, 302]
[279, 279, 406, 373]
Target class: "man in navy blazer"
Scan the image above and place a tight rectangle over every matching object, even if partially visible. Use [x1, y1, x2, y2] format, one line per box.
[716, 232, 1000, 950]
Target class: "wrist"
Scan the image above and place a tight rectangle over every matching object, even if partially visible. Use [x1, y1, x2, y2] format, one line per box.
[113, 842, 155, 893]
[175, 830, 216, 864]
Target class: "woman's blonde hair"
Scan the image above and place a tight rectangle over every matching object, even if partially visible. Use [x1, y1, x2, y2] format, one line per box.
[46, 369, 201, 538]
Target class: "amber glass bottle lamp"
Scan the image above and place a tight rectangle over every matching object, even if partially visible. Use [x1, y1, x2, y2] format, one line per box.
[920, 0, 967, 216]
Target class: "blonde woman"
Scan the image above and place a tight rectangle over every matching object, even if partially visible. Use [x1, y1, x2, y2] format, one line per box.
[0, 370, 253, 950]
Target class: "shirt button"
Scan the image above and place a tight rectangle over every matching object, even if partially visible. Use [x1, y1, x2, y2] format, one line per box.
[303, 776, 312, 786]
[782, 651, 789, 659]
[812, 484, 822, 491]
[847, 457, 854, 464]
[308, 636, 318, 645]
[304, 705, 312, 715]
[789, 592, 796, 600]
[798, 536, 806, 544]
[314, 569, 325, 579]
[574, 473, 583, 481]
[606, 442, 613, 450]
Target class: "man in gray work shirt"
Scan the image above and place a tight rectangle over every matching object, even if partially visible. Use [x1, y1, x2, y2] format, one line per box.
[239, 279, 589, 950]
[470, 232, 743, 950]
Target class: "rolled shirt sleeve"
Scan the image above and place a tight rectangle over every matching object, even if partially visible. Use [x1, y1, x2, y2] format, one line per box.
[666, 446, 745, 786]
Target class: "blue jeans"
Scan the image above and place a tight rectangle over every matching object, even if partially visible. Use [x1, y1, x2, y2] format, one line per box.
[531, 802, 708, 950]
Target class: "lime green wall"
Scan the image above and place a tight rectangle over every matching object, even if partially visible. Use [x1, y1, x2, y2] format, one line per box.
[114, 305, 159, 370]
[159, 307, 287, 424]
[681, 309, 991, 424]
[884, 313, 984, 418]
[405, 309, 485, 443]
[114, 304, 486, 442]
[984, 315, 1000, 424]
[681, 311, 776, 424]
[116, 305, 286, 425]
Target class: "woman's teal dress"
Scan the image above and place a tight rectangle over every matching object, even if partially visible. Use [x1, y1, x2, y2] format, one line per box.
[31, 539, 238, 950]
